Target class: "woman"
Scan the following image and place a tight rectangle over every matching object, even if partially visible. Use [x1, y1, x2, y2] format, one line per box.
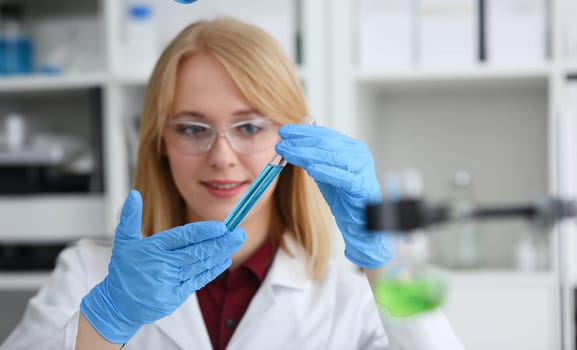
[1, 18, 463, 349]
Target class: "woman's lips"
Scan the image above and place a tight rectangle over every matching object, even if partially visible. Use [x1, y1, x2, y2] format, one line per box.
[202, 181, 247, 199]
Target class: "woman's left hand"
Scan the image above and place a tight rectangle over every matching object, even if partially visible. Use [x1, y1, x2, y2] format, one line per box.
[276, 124, 392, 268]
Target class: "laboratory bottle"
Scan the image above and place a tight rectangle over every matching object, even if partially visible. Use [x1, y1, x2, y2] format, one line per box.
[442, 170, 481, 269]
[124, 2, 159, 74]
[5, 113, 29, 152]
[0, 4, 33, 75]
[514, 225, 549, 271]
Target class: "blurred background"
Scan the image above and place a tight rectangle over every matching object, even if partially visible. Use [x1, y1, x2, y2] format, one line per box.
[0, 0, 576, 349]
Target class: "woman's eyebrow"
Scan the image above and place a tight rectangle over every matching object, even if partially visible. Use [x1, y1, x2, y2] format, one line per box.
[172, 111, 206, 119]
[232, 109, 259, 116]
[172, 108, 260, 119]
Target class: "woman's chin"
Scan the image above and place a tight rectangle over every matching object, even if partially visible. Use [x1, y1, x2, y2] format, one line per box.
[188, 211, 231, 223]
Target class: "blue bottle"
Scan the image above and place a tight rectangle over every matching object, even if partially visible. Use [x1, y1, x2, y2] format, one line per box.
[0, 4, 33, 75]
[0, 34, 5, 75]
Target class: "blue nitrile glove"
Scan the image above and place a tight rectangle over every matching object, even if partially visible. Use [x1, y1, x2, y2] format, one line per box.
[80, 190, 245, 344]
[276, 124, 392, 269]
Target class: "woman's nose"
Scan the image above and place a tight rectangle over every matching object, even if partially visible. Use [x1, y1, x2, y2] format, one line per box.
[207, 133, 238, 168]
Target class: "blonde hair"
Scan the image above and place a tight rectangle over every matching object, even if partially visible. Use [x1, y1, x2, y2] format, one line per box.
[133, 18, 332, 279]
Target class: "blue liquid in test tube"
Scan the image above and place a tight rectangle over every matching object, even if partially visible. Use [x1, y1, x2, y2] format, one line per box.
[224, 162, 284, 231]
[224, 115, 315, 231]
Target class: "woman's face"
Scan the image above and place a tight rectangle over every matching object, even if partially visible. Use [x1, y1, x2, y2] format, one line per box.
[165, 53, 279, 225]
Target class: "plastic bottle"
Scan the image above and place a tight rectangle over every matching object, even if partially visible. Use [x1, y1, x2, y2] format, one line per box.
[514, 226, 549, 271]
[443, 170, 481, 269]
[0, 4, 33, 75]
[124, 2, 159, 75]
[5, 113, 29, 152]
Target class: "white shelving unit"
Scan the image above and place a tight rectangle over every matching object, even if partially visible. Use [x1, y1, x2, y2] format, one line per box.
[354, 65, 551, 85]
[329, 0, 577, 349]
[0, 272, 51, 291]
[0, 73, 107, 92]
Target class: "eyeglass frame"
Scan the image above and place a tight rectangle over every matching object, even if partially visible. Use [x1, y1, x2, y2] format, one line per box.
[162, 115, 281, 155]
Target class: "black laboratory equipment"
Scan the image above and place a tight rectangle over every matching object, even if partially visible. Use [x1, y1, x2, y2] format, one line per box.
[365, 194, 577, 318]
[0, 89, 104, 194]
[365, 196, 577, 233]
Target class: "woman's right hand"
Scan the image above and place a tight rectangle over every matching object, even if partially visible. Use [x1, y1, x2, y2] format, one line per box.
[80, 190, 245, 344]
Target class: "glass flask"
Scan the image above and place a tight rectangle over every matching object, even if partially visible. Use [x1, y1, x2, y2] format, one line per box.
[372, 170, 447, 318]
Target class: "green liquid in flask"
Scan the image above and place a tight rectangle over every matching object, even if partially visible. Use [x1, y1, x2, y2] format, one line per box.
[374, 277, 446, 318]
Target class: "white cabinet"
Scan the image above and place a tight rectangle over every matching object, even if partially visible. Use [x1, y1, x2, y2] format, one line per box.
[443, 272, 559, 350]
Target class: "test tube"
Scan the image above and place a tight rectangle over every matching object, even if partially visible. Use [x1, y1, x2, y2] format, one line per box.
[224, 115, 315, 231]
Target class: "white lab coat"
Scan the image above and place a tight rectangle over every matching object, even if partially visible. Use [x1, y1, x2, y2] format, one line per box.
[1, 236, 464, 350]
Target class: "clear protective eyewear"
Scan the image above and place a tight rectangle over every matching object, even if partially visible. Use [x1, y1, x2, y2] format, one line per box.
[163, 116, 281, 155]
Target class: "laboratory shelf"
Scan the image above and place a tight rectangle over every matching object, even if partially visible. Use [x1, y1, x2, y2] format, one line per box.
[445, 270, 556, 288]
[0, 272, 51, 291]
[0, 195, 108, 242]
[0, 73, 107, 93]
[354, 64, 551, 89]
[113, 72, 150, 86]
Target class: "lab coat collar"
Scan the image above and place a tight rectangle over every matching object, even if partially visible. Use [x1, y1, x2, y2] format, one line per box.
[227, 234, 313, 348]
[153, 294, 212, 349]
[266, 233, 312, 292]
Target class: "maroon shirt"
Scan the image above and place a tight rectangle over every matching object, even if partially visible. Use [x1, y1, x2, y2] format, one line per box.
[197, 239, 275, 350]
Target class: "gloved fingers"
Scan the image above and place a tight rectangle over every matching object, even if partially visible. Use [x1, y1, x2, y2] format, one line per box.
[178, 253, 233, 281]
[276, 140, 371, 173]
[278, 136, 361, 152]
[278, 126, 360, 153]
[114, 190, 143, 245]
[278, 124, 370, 155]
[179, 228, 245, 261]
[276, 143, 333, 169]
[309, 164, 382, 204]
[305, 164, 363, 195]
[277, 143, 370, 174]
[181, 258, 232, 296]
[278, 123, 348, 141]
[152, 221, 234, 250]
[165, 228, 244, 266]
[343, 231, 395, 269]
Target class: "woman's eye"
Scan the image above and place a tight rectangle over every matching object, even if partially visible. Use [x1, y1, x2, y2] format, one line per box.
[236, 122, 265, 135]
[177, 124, 209, 136]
